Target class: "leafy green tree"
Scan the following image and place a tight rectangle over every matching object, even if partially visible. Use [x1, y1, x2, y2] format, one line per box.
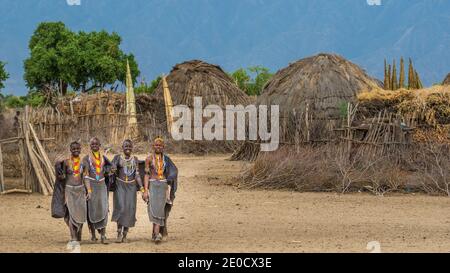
[26, 91, 45, 107]
[24, 22, 140, 95]
[3, 95, 27, 108]
[229, 68, 250, 91]
[24, 22, 71, 95]
[229, 66, 273, 96]
[59, 30, 140, 92]
[1, 92, 45, 109]
[249, 66, 273, 96]
[0, 61, 9, 91]
[135, 76, 162, 95]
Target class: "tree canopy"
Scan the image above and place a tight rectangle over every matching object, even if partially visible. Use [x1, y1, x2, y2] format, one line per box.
[24, 22, 140, 95]
[0, 61, 9, 91]
[229, 66, 273, 96]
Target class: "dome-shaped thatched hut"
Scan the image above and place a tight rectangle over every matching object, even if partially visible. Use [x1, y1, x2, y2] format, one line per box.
[153, 60, 251, 108]
[257, 53, 381, 120]
[232, 53, 382, 161]
[149, 60, 251, 154]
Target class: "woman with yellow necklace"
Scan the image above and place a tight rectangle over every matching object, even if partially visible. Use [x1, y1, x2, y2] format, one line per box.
[143, 137, 178, 243]
[51, 141, 87, 245]
[82, 137, 112, 244]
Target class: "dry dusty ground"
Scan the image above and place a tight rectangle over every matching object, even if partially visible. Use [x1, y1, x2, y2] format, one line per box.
[1, 154, 450, 253]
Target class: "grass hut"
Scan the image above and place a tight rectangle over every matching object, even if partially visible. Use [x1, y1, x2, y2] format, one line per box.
[232, 53, 381, 160]
[151, 60, 251, 153]
[153, 60, 250, 107]
[258, 53, 381, 121]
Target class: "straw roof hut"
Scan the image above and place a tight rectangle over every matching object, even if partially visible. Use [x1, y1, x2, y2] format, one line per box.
[232, 53, 381, 161]
[150, 60, 251, 154]
[153, 60, 251, 108]
[257, 53, 381, 120]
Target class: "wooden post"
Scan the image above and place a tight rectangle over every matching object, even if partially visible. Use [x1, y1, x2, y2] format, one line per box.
[0, 145, 5, 193]
[17, 139, 27, 191]
[29, 122, 55, 188]
[305, 102, 310, 143]
[24, 106, 49, 195]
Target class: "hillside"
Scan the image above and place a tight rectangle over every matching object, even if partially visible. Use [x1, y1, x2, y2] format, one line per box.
[0, 0, 448, 94]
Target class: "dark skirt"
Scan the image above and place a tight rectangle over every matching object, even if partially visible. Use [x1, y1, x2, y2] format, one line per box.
[148, 179, 168, 226]
[112, 178, 138, 228]
[65, 184, 87, 230]
[87, 178, 109, 229]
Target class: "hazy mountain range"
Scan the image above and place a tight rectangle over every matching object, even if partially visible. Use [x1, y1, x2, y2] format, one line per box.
[0, 0, 449, 95]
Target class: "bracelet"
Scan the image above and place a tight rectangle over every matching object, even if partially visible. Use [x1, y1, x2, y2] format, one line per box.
[88, 189, 92, 193]
[140, 187, 145, 193]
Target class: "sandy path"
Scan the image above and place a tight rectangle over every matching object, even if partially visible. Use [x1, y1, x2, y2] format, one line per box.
[1, 154, 450, 253]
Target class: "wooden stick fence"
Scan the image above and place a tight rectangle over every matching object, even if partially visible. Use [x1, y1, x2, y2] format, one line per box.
[29, 107, 163, 145]
[0, 106, 55, 195]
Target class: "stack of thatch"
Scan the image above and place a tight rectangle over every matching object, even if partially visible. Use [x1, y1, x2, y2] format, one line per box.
[357, 85, 450, 126]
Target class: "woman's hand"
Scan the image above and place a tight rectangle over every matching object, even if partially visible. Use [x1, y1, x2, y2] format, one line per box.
[142, 191, 149, 203]
[86, 188, 92, 200]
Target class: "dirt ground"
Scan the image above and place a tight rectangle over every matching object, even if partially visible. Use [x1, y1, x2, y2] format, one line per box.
[1, 154, 450, 253]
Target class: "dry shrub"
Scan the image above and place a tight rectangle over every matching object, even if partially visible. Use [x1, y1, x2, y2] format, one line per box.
[362, 159, 408, 196]
[239, 146, 336, 191]
[404, 142, 450, 196]
[239, 142, 450, 196]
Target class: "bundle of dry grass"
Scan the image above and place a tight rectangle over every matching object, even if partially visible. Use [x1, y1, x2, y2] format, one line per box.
[358, 85, 450, 126]
[258, 53, 381, 120]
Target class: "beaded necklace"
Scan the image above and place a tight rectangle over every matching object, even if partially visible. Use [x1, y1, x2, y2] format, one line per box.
[71, 156, 81, 178]
[152, 153, 165, 180]
[89, 151, 103, 181]
[121, 155, 136, 182]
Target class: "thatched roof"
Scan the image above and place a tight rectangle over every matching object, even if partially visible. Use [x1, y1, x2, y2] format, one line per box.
[257, 53, 382, 119]
[443, 73, 450, 85]
[153, 60, 250, 108]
